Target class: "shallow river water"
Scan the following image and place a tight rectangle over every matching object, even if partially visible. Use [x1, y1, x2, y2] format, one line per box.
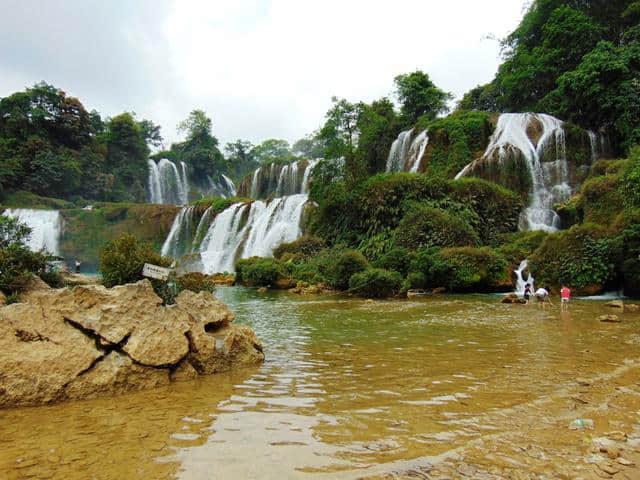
[2, 289, 640, 479]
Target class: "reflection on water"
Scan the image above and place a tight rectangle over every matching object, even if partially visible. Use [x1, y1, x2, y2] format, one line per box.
[1, 288, 640, 479]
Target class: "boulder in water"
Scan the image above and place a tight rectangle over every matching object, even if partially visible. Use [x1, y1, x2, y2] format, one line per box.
[501, 293, 526, 304]
[598, 315, 621, 323]
[605, 300, 624, 311]
[0, 279, 264, 408]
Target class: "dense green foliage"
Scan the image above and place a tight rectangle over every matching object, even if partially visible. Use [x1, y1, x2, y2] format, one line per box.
[235, 257, 283, 287]
[348, 268, 403, 298]
[459, 0, 640, 152]
[0, 83, 159, 202]
[330, 250, 370, 289]
[0, 215, 63, 296]
[394, 71, 453, 126]
[98, 235, 173, 302]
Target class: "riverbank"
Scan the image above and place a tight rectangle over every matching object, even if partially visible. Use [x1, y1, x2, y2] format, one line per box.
[1, 290, 639, 479]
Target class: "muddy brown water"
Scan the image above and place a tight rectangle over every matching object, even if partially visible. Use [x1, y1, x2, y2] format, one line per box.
[2, 288, 640, 479]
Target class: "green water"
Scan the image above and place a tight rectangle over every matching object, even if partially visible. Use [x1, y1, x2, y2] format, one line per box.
[2, 288, 640, 479]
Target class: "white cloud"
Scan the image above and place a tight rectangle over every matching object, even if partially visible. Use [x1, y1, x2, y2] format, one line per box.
[1, 0, 527, 148]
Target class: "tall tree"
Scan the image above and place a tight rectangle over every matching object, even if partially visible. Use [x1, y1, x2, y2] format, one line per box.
[394, 71, 452, 126]
[175, 110, 225, 181]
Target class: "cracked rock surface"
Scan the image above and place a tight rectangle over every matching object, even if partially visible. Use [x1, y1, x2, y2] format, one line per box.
[0, 279, 264, 408]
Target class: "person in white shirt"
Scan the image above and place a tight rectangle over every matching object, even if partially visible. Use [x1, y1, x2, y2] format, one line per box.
[535, 287, 553, 309]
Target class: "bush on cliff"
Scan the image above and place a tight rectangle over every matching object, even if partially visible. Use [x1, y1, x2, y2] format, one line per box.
[528, 224, 620, 289]
[273, 236, 326, 260]
[330, 250, 370, 289]
[235, 257, 283, 287]
[176, 272, 217, 293]
[394, 203, 480, 251]
[408, 246, 509, 292]
[373, 246, 414, 277]
[348, 268, 402, 298]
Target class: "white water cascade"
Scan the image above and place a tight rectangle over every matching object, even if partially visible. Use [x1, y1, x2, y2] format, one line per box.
[3, 209, 62, 255]
[161, 159, 319, 273]
[456, 113, 575, 232]
[198, 194, 309, 273]
[242, 159, 318, 199]
[514, 260, 534, 295]
[148, 159, 189, 205]
[386, 129, 429, 173]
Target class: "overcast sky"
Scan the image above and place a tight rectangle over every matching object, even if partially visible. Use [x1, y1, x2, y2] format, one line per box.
[1, 0, 528, 149]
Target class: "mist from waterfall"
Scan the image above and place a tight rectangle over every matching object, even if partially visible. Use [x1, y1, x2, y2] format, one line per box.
[386, 129, 429, 173]
[148, 159, 189, 205]
[3, 209, 62, 255]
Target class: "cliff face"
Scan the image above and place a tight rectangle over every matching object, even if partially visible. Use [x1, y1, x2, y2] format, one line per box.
[0, 279, 264, 408]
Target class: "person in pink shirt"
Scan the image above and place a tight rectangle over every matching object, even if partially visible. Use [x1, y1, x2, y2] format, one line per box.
[560, 285, 571, 309]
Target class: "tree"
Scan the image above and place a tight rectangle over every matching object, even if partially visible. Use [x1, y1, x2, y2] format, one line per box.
[355, 97, 401, 174]
[249, 139, 294, 164]
[225, 139, 257, 180]
[139, 119, 163, 148]
[317, 97, 363, 183]
[292, 134, 325, 159]
[105, 112, 149, 201]
[174, 110, 225, 181]
[394, 71, 452, 125]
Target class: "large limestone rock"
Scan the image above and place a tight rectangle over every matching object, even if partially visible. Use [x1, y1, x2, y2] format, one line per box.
[0, 280, 264, 408]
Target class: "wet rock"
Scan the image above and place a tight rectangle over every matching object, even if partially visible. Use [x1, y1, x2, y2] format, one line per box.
[625, 304, 639, 313]
[407, 289, 429, 298]
[598, 315, 621, 323]
[606, 300, 624, 310]
[170, 359, 199, 382]
[617, 458, 635, 467]
[501, 293, 526, 304]
[0, 280, 264, 408]
[598, 463, 620, 475]
[432, 287, 446, 294]
[273, 277, 296, 289]
[257, 287, 268, 293]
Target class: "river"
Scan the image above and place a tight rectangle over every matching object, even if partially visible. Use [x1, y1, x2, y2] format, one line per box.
[2, 289, 640, 479]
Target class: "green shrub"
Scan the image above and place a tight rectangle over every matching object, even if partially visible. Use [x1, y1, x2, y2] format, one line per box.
[395, 203, 480, 251]
[449, 178, 523, 245]
[0, 215, 63, 295]
[405, 271, 427, 289]
[99, 234, 171, 288]
[348, 268, 402, 298]
[235, 257, 283, 287]
[176, 272, 217, 293]
[529, 224, 620, 288]
[330, 250, 370, 289]
[374, 247, 413, 277]
[436, 247, 509, 292]
[273, 236, 326, 260]
[622, 146, 640, 209]
[581, 174, 625, 225]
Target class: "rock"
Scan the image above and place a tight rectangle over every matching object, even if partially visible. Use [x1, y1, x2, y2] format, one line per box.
[273, 277, 295, 289]
[598, 463, 620, 475]
[432, 287, 446, 294]
[0, 291, 5, 306]
[407, 289, 429, 298]
[617, 458, 635, 467]
[600, 446, 620, 459]
[0, 279, 264, 408]
[501, 293, 526, 304]
[598, 315, 621, 323]
[606, 300, 624, 311]
[625, 304, 639, 313]
[257, 287, 268, 293]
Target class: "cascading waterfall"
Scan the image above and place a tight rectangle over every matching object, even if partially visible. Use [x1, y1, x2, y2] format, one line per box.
[239, 159, 318, 199]
[148, 158, 189, 205]
[386, 129, 429, 172]
[456, 113, 578, 232]
[161, 159, 318, 273]
[160, 206, 196, 258]
[3, 209, 62, 255]
[198, 194, 309, 273]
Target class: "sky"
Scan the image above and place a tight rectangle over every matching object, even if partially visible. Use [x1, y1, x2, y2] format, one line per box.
[0, 0, 528, 150]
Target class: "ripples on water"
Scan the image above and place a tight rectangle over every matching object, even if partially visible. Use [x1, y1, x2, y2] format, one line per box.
[1, 288, 638, 479]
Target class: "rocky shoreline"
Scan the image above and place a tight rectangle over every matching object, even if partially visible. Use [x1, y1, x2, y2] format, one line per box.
[0, 279, 264, 409]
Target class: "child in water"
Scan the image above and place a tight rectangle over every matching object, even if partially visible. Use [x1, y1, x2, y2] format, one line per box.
[560, 285, 571, 309]
[523, 283, 532, 304]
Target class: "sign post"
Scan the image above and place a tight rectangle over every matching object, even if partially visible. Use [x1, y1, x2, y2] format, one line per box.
[142, 263, 172, 281]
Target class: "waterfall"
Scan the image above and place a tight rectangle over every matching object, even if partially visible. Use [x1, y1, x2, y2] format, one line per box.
[221, 175, 237, 197]
[3, 209, 62, 255]
[160, 206, 197, 258]
[514, 259, 534, 294]
[238, 159, 316, 199]
[148, 158, 189, 205]
[386, 129, 428, 172]
[455, 113, 583, 232]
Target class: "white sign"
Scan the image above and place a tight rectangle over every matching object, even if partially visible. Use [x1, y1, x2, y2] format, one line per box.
[142, 263, 171, 281]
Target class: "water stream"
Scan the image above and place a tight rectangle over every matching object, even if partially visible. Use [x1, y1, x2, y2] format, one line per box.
[2, 208, 62, 255]
[2, 290, 640, 479]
